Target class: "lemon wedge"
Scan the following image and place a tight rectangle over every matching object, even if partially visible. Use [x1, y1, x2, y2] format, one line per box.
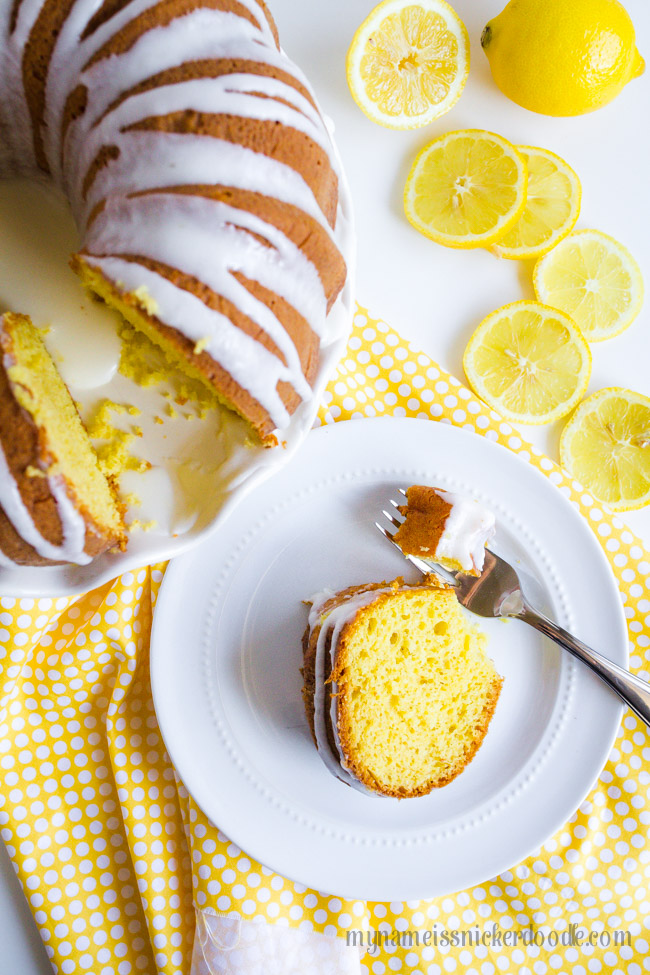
[404, 129, 527, 248]
[534, 229, 644, 341]
[560, 388, 650, 510]
[346, 0, 470, 129]
[491, 146, 581, 260]
[463, 300, 591, 424]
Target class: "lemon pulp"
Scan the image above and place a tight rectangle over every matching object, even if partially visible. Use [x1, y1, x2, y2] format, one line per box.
[463, 300, 591, 424]
[492, 146, 581, 260]
[534, 230, 644, 341]
[346, 0, 469, 128]
[561, 388, 650, 510]
[404, 129, 527, 248]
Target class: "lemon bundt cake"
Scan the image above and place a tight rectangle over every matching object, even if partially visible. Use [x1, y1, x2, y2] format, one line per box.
[302, 578, 502, 798]
[0, 314, 126, 567]
[395, 485, 496, 575]
[0, 0, 347, 446]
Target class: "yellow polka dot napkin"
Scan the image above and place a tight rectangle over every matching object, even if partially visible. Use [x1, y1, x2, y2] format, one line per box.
[1, 303, 649, 975]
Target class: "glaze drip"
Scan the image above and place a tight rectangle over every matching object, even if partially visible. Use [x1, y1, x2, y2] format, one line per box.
[0, 0, 347, 437]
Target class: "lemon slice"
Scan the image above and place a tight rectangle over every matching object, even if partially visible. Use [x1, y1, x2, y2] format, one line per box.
[463, 300, 591, 424]
[560, 388, 650, 510]
[404, 129, 527, 248]
[491, 146, 581, 260]
[346, 0, 470, 129]
[534, 229, 644, 341]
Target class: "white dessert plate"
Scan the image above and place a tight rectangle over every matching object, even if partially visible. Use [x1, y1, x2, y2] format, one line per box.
[0, 142, 354, 596]
[151, 416, 627, 902]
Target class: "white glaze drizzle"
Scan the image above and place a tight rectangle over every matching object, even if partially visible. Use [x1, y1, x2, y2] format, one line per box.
[83, 192, 325, 348]
[0, 325, 92, 566]
[0, 443, 91, 566]
[0, 0, 346, 437]
[307, 586, 399, 797]
[81, 254, 293, 428]
[436, 490, 496, 573]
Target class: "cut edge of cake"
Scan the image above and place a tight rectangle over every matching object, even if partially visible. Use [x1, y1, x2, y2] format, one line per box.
[395, 484, 496, 575]
[302, 577, 503, 799]
[0, 312, 127, 567]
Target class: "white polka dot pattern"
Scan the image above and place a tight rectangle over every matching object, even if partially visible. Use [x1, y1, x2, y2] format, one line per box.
[0, 304, 648, 974]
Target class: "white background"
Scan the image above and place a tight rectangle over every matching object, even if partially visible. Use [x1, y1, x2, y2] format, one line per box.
[1, 0, 648, 969]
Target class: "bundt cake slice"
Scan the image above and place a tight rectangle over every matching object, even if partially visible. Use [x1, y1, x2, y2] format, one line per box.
[395, 485, 496, 575]
[303, 578, 502, 798]
[0, 313, 126, 567]
[0, 0, 349, 446]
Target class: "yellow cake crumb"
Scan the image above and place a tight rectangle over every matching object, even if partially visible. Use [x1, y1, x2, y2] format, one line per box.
[153, 416, 164, 425]
[193, 337, 210, 355]
[94, 433, 149, 477]
[86, 400, 139, 439]
[117, 322, 169, 389]
[129, 518, 158, 532]
[133, 285, 159, 316]
[116, 321, 219, 417]
[25, 465, 46, 479]
[166, 403, 178, 419]
[121, 492, 142, 507]
[86, 399, 148, 477]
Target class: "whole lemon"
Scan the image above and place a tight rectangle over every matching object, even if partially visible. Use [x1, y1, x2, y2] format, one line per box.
[481, 0, 645, 116]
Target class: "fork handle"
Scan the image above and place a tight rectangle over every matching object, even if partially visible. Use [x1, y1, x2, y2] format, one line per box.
[519, 604, 650, 729]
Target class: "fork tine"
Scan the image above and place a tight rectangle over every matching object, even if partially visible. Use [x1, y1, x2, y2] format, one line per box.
[388, 498, 405, 522]
[381, 508, 402, 529]
[388, 498, 403, 512]
[398, 487, 407, 497]
[375, 520, 395, 539]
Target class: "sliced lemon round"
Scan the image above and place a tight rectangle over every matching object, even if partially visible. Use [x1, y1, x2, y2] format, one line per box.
[463, 300, 591, 424]
[404, 129, 527, 248]
[560, 388, 650, 510]
[534, 229, 644, 341]
[491, 146, 581, 260]
[346, 0, 470, 129]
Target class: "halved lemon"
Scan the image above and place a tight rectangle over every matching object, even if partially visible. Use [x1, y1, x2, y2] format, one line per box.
[534, 229, 644, 341]
[560, 388, 650, 510]
[491, 146, 581, 260]
[463, 300, 591, 424]
[405, 129, 527, 248]
[346, 0, 470, 129]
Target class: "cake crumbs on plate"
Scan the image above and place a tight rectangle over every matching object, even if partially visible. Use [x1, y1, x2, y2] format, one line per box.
[128, 518, 157, 532]
[86, 399, 149, 477]
[121, 492, 142, 508]
[117, 321, 220, 419]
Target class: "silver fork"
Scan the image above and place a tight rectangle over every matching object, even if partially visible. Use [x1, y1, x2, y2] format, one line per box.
[377, 495, 650, 729]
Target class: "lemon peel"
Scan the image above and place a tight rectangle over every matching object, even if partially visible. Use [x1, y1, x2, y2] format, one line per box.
[346, 0, 469, 128]
[405, 129, 527, 249]
[463, 300, 591, 424]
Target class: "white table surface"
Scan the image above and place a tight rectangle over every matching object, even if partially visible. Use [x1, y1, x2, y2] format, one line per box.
[1, 0, 648, 971]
